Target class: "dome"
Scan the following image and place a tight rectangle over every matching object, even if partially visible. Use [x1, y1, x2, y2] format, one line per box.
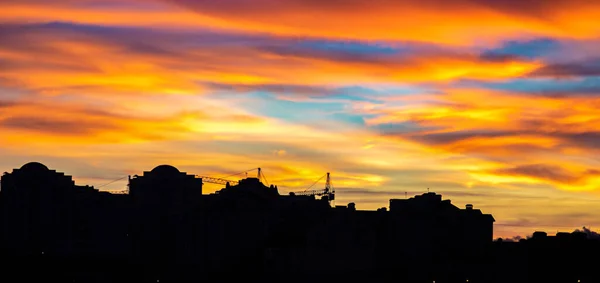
[20, 162, 49, 172]
[150, 165, 180, 175]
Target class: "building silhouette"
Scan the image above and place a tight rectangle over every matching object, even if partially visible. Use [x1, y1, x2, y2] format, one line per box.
[1, 162, 100, 256]
[1, 162, 596, 282]
[129, 165, 202, 266]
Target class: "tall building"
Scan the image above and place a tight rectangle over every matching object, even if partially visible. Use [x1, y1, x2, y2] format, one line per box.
[128, 165, 203, 263]
[387, 192, 495, 265]
[0, 162, 96, 256]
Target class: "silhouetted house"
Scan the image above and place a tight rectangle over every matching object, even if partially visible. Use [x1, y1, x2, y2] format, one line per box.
[0, 162, 97, 256]
[461, 203, 495, 254]
[386, 193, 495, 268]
[494, 230, 600, 283]
[128, 165, 202, 264]
[302, 203, 385, 273]
[262, 193, 332, 273]
[0, 184, 3, 249]
[215, 177, 278, 199]
[199, 176, 332, 273]
[77, 191, 130, 258]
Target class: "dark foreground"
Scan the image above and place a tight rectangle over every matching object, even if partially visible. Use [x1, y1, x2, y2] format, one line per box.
[1, 254, 596, 283]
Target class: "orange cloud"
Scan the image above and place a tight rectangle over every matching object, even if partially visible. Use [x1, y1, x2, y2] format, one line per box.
[162, 0, 600, 44]
[0, 98, 271, 146]
[6, 0, 593, 45]
[0, 23, 543, 104]
[4, 1, 598, 46]
[361, 88, 600, 191]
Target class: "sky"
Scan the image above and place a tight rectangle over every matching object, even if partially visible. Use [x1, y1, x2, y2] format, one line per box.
[2, 0, 600, 238]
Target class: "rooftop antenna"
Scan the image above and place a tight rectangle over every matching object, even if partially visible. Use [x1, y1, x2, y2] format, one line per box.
[405, 192, 407, 199]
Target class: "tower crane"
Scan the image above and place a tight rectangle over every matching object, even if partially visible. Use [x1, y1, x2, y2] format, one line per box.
[292, 172, 335, 204]
[196, 167, 269, 186]
[197, 176, 238, 186]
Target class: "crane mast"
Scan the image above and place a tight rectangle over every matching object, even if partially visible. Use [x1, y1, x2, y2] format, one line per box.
[292, 172, 335, 205]
[325, 172, 332, 195]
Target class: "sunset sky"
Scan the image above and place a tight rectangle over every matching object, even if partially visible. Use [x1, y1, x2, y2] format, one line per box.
[2, 0, 600, 238]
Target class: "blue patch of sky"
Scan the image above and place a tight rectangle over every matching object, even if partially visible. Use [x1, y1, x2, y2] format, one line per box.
[205, 83, 435, 126]
[370, 121, 441, 135]
[330, 113, 371, 126]
[297, 40, 404, 55]
[323, 86, 387, 103]
[481, 38, 562, 60]
[458, 77, 600, 95]
[236, 91, 346, 122]
[337, 84, 430, 95]
[327, 84, 434, 102]
[215, 90, 379, 126]
[205, 83, 429, 103]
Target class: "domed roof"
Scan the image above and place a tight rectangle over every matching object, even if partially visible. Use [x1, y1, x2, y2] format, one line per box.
[150, 165, 180, 175]
[20, 162, 49, 172]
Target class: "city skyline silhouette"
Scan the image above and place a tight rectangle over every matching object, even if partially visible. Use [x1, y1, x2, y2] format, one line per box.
[2, 161, 600, 283]
[2, 161, 597, 240]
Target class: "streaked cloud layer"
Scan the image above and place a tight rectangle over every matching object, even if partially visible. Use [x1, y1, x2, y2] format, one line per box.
[2, 0, 600, 237]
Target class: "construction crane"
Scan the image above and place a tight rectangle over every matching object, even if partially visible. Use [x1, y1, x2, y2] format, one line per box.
[198, 176, 238, 186]
[94, 175, 130, 194]
[292, 172, 335, 203]
[196, 167, 269, 186]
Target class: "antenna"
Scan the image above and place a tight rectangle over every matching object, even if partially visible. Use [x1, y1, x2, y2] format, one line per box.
[405, 192, 407, 199]
[257, 167, 262, 179]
